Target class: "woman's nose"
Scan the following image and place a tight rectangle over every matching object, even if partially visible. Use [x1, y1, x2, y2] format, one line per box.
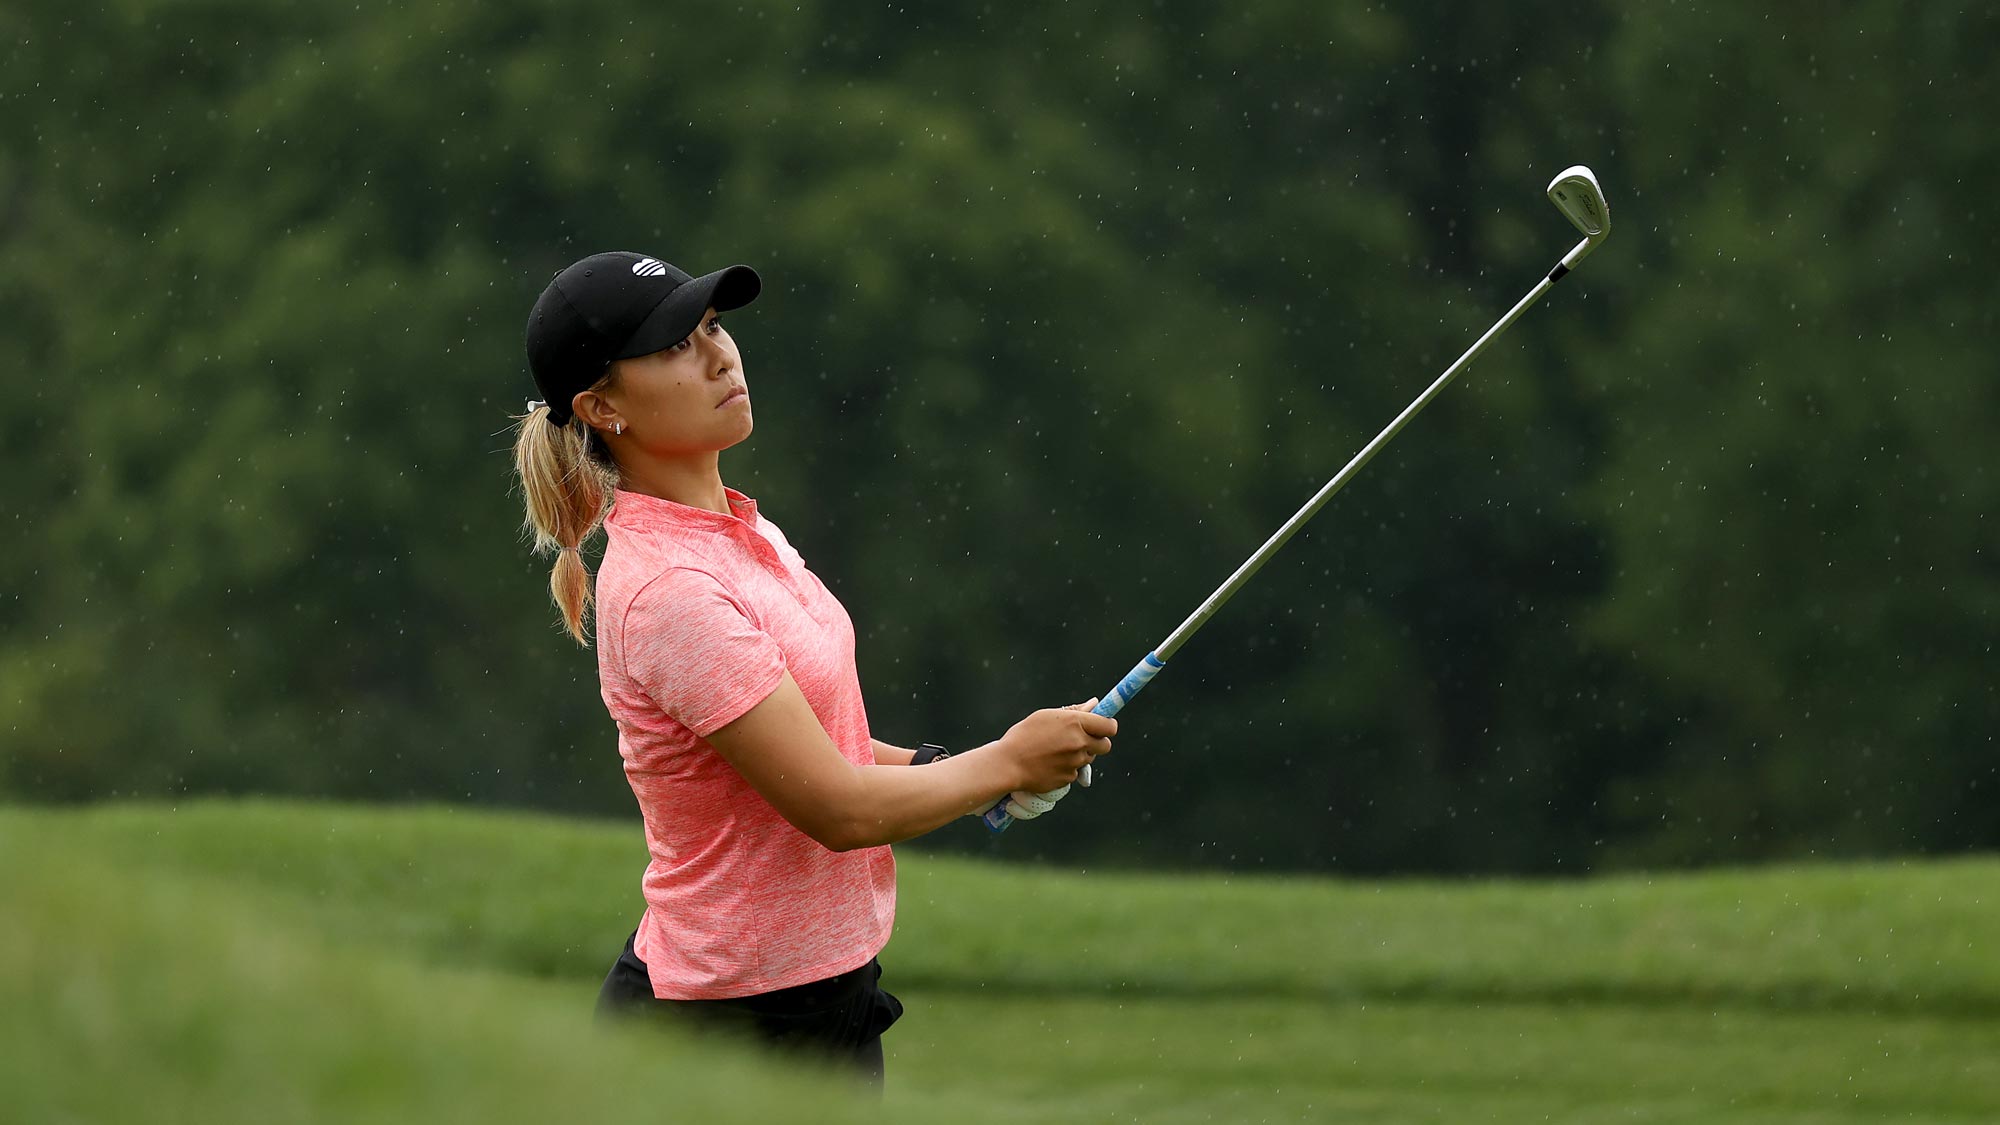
[698, 338, 731, 375]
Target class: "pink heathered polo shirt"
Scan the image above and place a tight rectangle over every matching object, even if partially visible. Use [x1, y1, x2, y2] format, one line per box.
[594, 486, 896, 1000]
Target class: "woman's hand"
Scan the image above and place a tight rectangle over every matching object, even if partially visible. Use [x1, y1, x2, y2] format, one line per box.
[996, 699, 1117, 795]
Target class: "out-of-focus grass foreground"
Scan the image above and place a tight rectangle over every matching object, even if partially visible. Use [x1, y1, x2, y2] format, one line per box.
[6, 802, 1998, 1122]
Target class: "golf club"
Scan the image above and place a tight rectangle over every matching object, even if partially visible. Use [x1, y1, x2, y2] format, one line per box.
[983, 165, 1612, 831]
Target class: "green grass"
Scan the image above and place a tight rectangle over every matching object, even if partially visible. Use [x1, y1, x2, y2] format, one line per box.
[4, 800, 1997, 1122]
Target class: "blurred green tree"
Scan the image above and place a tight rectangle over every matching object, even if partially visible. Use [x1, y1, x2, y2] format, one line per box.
[0, 0, 1992, 873]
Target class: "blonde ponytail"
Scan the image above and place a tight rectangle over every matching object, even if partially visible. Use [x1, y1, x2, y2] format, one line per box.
[512, 401, 617, 645]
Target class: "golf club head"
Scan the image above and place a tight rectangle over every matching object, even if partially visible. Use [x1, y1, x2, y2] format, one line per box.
[1546, 165, 1609, 240]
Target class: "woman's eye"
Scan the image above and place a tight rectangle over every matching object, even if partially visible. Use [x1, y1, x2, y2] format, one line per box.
[670, 337, 692, 352]
[706, 318, 723, 334]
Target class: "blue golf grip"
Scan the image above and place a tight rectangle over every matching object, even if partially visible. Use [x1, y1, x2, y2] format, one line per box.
[981, 652, 1167, 832]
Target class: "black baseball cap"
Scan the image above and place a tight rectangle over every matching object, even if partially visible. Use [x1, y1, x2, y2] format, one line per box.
[525, 252, 761, 425]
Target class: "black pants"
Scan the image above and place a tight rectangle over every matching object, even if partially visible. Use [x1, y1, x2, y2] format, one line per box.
[595, 930, 903, 1084]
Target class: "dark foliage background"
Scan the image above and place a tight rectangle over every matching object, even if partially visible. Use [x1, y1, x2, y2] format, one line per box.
[3, 0, 1992, 874]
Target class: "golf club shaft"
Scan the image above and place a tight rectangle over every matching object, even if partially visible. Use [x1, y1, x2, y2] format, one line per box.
[1155, 236, 1594, 660]
[982, 236, 1593, 832]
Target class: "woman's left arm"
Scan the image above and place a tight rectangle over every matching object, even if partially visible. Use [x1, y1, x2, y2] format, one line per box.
[871, 740, 916, 766]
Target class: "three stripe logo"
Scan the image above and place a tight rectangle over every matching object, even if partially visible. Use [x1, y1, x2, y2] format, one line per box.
[631, 258, 668, 278]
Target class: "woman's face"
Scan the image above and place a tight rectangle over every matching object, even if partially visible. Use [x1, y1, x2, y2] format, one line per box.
[592, 308, 752, 454]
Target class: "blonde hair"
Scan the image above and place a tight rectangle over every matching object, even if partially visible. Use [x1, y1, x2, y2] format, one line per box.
[512, 393, 618, 645]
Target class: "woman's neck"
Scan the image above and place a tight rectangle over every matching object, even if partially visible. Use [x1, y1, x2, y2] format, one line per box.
[616, 450, 731, 515]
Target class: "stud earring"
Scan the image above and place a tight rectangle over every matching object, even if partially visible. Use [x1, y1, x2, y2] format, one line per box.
[614, 422, 623, 436]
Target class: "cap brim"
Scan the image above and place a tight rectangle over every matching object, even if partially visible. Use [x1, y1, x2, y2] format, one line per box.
[616, 265, 762, 359]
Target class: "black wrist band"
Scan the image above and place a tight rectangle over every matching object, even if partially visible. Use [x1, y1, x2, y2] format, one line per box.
[911, 743, 950, 766]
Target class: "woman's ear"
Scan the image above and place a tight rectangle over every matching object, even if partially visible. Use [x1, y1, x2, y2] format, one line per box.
[572, 389, 619, 434]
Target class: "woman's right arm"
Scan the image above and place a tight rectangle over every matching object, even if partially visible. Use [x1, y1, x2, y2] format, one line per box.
[705, 671, 1114, 852]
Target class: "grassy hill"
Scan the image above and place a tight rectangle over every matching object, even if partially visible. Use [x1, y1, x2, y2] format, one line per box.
[4, 800, 1997, 1122]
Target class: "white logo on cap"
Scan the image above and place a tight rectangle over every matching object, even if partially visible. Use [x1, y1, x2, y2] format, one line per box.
[632, 258, 669, 278]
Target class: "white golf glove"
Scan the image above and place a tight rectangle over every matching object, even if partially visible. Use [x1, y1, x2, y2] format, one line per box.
[1002, 757, 1097, 820]
[1001, 784, 1068, 821]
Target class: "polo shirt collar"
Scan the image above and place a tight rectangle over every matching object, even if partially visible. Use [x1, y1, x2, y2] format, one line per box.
[608, 487, 760, 534]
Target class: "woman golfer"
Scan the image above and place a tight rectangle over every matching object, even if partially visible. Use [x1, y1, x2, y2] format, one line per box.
[510, 252, 1114, 1082]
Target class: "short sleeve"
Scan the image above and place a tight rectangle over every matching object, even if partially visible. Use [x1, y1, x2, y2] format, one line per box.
[620, 568, 786, 736]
